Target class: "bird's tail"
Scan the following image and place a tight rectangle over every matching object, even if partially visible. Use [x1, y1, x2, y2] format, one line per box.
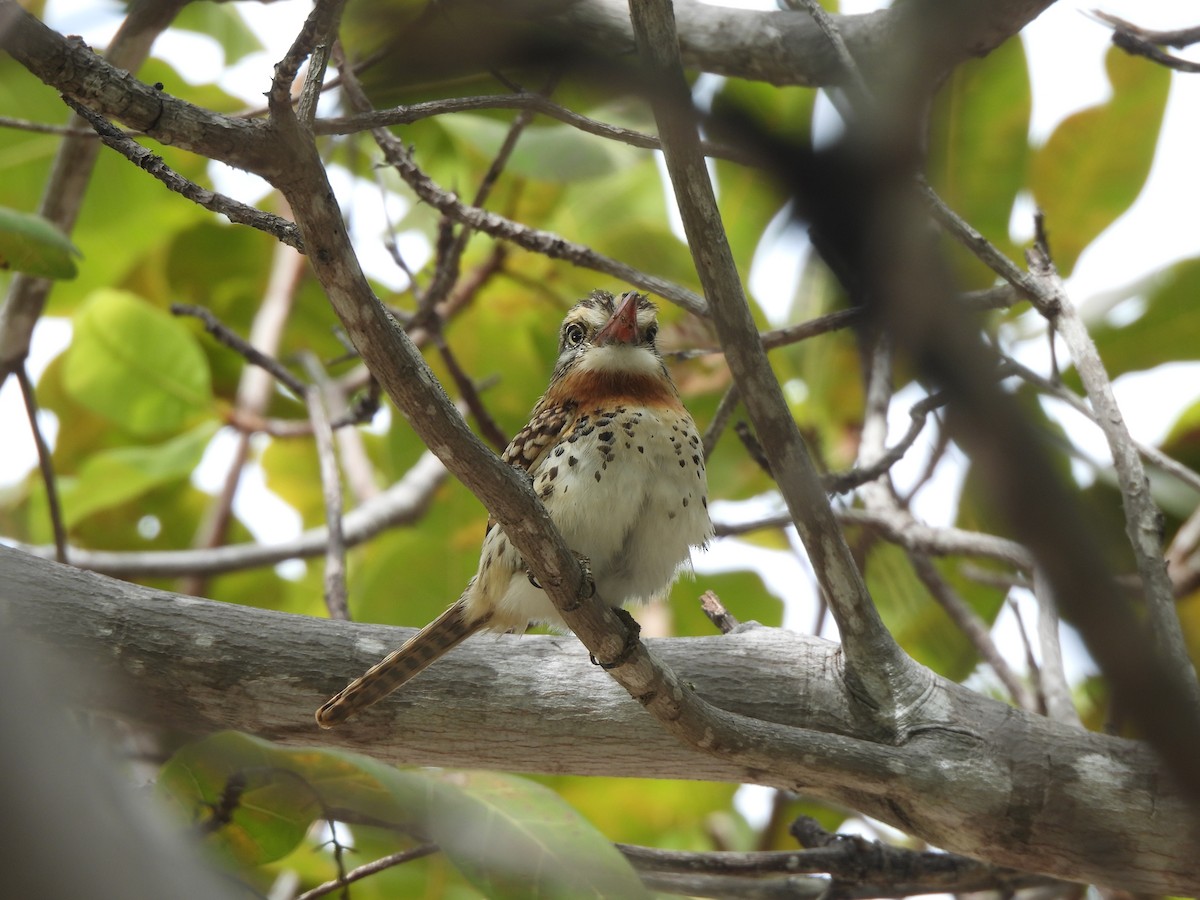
[315, 599, 488, 728]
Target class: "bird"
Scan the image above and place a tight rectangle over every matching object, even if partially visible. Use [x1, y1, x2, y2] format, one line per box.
[315, 289, 713, 728]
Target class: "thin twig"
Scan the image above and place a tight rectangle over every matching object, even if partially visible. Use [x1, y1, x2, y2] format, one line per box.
[1026, 218, 1197, 714]
[0, 115, 99, 136]
[824, 389, 946, 496]
[315, 93, 749, 163]
[1091, 11, 1200, 73]
[1002, 353, 1200, 495]
[323, 377, 382, 505]
[1006, 593, 1043, 709]
[701, 382, 740, 460]
[22, 451, 449, 577]
[909, 553, 1037, 712]
[433, 338, 509, 453]
[421, 78, 551, 314]
[668, 307, 862, 360]
[334, 62, 709, 318]
[61, 97, 304, 251]
[302, 352, 351, 622]
[790, 508, 1034, 571]
[699, 590, 740, 634]
[15, 364, 67, 563]
[296, 845, 440, 900]
[171, 303, 308, 398]
[1090, 11, 1200, 48]
[1032, 567, 1082, 727]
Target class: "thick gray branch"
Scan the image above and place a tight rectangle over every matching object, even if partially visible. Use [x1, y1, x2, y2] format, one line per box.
[2, 545, 1197, 895]
[379, 0, 1057, 88]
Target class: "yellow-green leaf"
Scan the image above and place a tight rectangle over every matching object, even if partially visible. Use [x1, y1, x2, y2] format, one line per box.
[160, 733, 649, 898]
[0, 206, 80, 279]
[159, 732, 422, 867]
[59, 421, 219, 528]
[928, 38, 1031, 286]
[63, 290, 213, 437]
[440, 114, 643, 183]
[427, 771, 650, 900]
[1030, 47, 1171, 275]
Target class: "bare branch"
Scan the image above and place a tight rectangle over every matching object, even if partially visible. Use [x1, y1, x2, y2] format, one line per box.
[302, 353, 350, 622]
[15, 364, 66, 563]
[701, 383, 740, 460]
[1032, 568, 1082, 727]
[171, 303, 308, 399]
[618, 827, 1064, 898]
[835, 509, 1035, 571]
[63, 98, 305, 251]
[1026, 222, 1198, 715]
[5, 545, 1198, 895]
[698, 590, 739, 635]
[1001, 353, 1200, 495]
[668, 308, 862, 361]
[316, 93, 749, 163]
[296, 845, 440, 900]
[1092, 11, 1200, 73]
[629, 0, 916, 713]
[18, 451, 449, 577]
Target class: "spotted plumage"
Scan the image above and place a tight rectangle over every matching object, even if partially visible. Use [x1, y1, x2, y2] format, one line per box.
[316, 289, 712, 728]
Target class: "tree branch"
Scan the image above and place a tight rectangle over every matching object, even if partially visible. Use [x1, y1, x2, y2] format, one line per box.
[17, 450, 448, 577]
[3, 544, 1197, 895]
[0, 0, 189, 381]
[628, 0, 917, 712]
[63, 98, 304, 251]
[1026, 231, 1195, 702]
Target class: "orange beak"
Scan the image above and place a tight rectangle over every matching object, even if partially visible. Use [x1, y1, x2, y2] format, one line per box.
[594, 291, 640, 346]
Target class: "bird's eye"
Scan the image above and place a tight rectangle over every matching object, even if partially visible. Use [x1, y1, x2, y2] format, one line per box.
[564, 323, 586, 347]
[645, 325, 658, 344]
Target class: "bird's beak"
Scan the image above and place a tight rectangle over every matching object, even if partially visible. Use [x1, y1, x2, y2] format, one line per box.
[594, 291, 640, 346]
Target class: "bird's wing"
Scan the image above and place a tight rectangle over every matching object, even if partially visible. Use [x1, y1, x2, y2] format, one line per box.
[485, 400, 578, 534]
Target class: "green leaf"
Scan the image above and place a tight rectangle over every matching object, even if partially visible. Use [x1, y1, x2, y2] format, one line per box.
[927, 38, 1031, 286]
[59, 421, 218, 528]
[0, 206, 80, 278]
[159, 732, 420, 867]
[1029, 46, 1171, 275]
[63, 289, 213, 437]
[439, 113, 644, 183]
[160, 733, 649, 898]
[862, 542, 1003, 680]
[426, 771, 651, 900]
[1086, 256, 1200, 379]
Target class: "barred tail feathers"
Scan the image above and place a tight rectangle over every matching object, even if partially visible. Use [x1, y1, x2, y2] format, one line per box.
[315, 600, 487, 728]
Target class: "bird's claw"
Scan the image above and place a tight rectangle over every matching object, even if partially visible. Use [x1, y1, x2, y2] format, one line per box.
[590, 607, 641, 670]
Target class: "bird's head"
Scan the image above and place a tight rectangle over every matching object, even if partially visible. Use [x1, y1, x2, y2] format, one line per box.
[551, 290, 665, 384]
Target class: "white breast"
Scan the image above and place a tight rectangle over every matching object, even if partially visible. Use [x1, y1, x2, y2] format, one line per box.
[476, 404, 712, 631]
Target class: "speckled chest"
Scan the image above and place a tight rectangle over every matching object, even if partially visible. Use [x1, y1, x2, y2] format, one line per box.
[527, 402, 711, 598]
[533, 403, 701, 494]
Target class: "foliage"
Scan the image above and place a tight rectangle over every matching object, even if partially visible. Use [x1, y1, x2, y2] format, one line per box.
[2, 1, 1198, 898]
[160, 732, 649, 899]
